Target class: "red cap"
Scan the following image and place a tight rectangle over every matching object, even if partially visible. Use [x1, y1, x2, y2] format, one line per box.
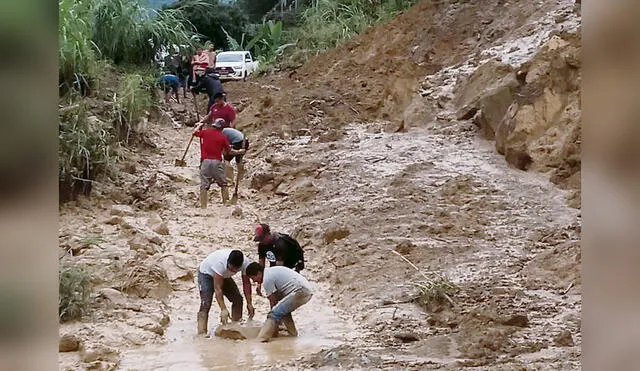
[254, 224, 270, 241]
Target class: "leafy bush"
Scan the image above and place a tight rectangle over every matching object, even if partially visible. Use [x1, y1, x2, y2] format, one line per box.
[59, 265, 92, 322]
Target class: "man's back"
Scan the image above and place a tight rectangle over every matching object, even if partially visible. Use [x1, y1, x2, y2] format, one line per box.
[222, 128, 244, 144]
[258, 232, 304, 269]
[194, 128, 230, 161]
[263, 266, 312, 297]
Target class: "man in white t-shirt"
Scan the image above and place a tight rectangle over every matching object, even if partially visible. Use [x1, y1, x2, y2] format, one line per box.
[245, 263, 313, 342]
[197, 249, 255, 335]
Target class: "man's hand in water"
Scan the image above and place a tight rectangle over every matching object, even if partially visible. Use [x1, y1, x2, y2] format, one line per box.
[220, 308, 230, 324]
[247, 304, 255, 319]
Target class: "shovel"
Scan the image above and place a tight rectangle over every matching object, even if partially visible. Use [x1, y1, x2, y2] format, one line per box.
[230, 170, 240, 204]
[192, 92, 200, 121]
[174, 135, 195, 167]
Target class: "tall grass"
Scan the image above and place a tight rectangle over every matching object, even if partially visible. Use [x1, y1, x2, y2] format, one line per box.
[59, 101, 120, 202]
[92, 0, 197, 65]
[288, 0, 419, 56]
[59, 0, 99, 94]
[113, 73, 154, 144]
[59, 264, 92, 322]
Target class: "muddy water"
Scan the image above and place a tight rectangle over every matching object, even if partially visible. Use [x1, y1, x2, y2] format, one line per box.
[119, 279, 354, 370]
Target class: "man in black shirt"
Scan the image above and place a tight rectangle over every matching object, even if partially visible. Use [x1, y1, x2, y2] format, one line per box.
[191, 72, 225, 112]
[253, 223, 305, 295]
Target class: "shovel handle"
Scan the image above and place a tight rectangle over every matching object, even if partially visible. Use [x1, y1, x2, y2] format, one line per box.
[192, 92, 200, 121]
[180, 135, 195, 162]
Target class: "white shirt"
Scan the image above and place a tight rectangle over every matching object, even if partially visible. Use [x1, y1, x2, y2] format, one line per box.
[262, 266, 312, 297]
[199, 249, 250, 278]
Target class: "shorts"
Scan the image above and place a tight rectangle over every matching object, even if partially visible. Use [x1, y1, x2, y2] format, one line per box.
[200, 159, 226, 190]
[223, 141, 246, 163]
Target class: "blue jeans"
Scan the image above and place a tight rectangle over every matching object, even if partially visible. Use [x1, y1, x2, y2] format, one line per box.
[269, 288, 312, 322]
[197, 271, 243, 321]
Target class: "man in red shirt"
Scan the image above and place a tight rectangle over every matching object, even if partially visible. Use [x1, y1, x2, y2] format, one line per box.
[200, 92, 237, 128]
[192, 118, 245, 208]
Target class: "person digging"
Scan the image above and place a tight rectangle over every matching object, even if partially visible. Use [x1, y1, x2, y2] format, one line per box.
[253, 223, 305, 297]
[221, 126, 249, 199]
[245, 263, 313, 342]
[192, 118, 245, 207]
[197, 249, 255, 336]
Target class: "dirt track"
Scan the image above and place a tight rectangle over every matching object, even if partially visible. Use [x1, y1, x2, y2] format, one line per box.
[59, 0, 581, 369]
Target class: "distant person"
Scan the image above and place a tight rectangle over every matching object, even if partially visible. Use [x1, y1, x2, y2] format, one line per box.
[191, 72, 225, 112]
[197, 249, 255, 335]
[158, 73, 180, 104]
[245, 264, 313, 342]
[206, 44, 217, 74]
[191, 47, 209, 83]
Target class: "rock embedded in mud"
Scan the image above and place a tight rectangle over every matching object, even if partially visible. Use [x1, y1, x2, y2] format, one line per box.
[231, 206, 243, 218]
[323, 226, 351, 244]
[152, 222, 170, 236]
[59, 334, 80, 352]
[110, 204, 135, 217]
[554, 330, 574, 347]
[79, 343, 120, 363]
[104, 216, 123, 225]
[393, 332, 420, 343]
[501, 314, 529, 327]
[97, 288, 127, 308]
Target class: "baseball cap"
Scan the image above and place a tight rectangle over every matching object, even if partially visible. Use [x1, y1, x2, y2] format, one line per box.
[254, 223, 270, 241]
[212, 118, 225, 128]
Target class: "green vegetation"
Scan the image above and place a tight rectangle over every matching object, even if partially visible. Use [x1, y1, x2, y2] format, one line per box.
[290, 0, 420, 57]
[59, 265, 92, 322]
[59, 0, 197, 202]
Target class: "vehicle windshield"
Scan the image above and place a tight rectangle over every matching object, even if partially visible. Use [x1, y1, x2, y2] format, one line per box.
[216, 53, 243, 62]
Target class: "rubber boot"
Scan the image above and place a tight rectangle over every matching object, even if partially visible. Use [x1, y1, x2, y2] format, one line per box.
[257, 317, 278, 343]
[197, 311, 208, 335]
[220, 187, 230, 205]
[224, 161, 235, 188]
[282, 314, 298, 337]
[199, 189, 208, 209]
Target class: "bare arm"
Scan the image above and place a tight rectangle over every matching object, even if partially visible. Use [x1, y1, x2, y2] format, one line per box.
[213, 274, 227, 312]
[268, 294, 278, 309]
[242, 273, 252, 307]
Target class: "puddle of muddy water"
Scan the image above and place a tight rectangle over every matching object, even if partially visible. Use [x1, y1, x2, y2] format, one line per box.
[119, 283, 354, 371]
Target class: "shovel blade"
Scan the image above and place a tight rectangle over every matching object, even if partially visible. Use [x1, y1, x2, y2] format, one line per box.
[174, 159, 187, 167]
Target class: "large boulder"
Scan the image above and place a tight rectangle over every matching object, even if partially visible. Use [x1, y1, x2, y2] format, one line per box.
[454, 33, 581, 190]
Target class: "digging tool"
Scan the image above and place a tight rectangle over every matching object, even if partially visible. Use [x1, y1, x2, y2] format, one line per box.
[174, 134, 195, 167]
[230, 170, 240, 204]
[192, 92, 200, 121]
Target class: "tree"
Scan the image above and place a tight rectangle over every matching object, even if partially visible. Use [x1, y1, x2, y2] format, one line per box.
[237, 0, 279, 22]
[167, 0, 249, 50]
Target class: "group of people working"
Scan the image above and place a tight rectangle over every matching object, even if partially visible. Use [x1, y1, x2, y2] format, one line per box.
[197, 224, 311, 342]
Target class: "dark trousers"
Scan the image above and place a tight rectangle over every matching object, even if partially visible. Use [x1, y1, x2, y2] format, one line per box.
[197, 271, 243, 321]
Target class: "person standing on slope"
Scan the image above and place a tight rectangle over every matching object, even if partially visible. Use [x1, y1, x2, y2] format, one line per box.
[192, 118, 245, 207]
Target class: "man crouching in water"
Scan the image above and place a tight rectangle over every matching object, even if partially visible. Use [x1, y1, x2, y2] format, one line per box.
[245, 262, 313, 342]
